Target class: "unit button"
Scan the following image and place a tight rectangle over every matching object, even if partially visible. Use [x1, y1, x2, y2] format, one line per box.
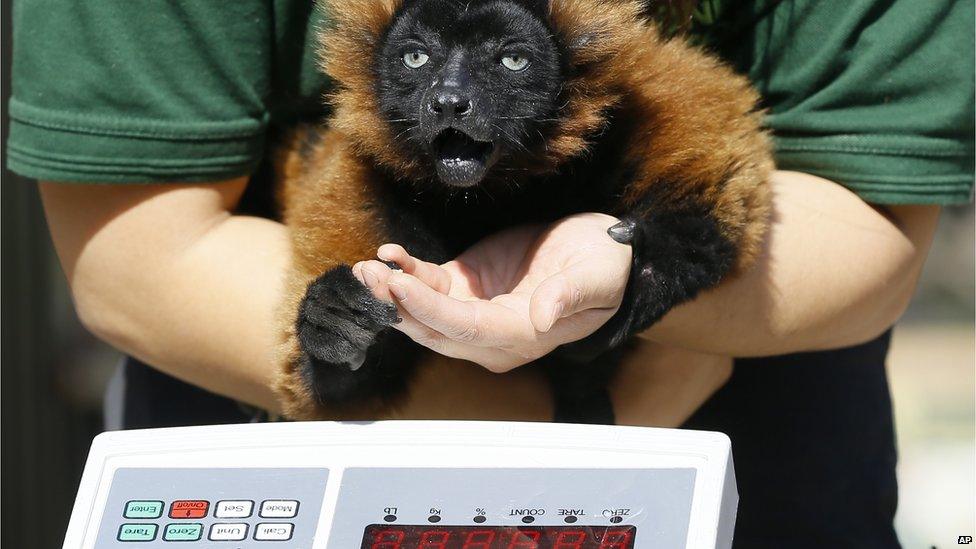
[260, 499, 299, 518]
[208, 523, 249, 541]
[254, 523, 294, 541]
[124, 500, 163, 519]
[117, 523, 158, 542]
[215, 500, 254, 518]
[169, 500, 209, 519]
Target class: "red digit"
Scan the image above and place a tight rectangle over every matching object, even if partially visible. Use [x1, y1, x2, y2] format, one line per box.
[463, 530, 497, 549]
[372, 529, 405, 549]
[553, 530, 587, 549]
[507, 529, 540, 549]
[419, 530, 451, 549]
[599, 529, 634, 549]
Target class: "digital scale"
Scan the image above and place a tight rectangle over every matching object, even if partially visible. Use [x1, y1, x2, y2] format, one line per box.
[62, 421, 737, 548]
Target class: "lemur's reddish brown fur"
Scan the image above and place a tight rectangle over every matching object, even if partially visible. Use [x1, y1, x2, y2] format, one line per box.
[274, 0, 772, 420]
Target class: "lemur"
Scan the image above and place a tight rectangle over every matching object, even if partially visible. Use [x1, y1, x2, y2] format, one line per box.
[273, 0, 772, 423]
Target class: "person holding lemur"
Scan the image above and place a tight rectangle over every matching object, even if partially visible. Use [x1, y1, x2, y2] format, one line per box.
[9, 0, 972, 547]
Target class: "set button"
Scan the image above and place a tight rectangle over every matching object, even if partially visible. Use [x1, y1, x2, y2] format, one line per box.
[169, 500, 209, 519]
[215, 500, 254, 519]
[259, 499, 299, 518]
[209, 523, 249, 541]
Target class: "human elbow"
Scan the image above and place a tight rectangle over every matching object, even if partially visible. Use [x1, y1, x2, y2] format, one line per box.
[68, 261, 149, 353]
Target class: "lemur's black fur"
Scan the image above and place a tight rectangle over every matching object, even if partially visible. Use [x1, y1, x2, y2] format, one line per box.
[277, 0, 771, 423]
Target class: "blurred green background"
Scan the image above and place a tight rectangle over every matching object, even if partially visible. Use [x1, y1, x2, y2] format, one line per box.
[1, 4, 972, 549]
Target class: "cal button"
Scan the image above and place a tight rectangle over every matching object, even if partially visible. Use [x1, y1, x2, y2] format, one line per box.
[117, 523, 158, 542]
[123, 500, 163, 519]
[260, 500, 299, 518]
[254, 523, 294, 541]
[169, 500, 209, 519]
[215, 499, 254, 518]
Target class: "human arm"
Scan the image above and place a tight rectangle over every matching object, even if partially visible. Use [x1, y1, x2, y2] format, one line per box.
[356, 168, 939, 369]
[644, 169, 941, 356]
[42, 178, 719, 425]
[38, 178, 289, 411]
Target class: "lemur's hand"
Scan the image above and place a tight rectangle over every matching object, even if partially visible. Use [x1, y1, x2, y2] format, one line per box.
[352, 213, 632, 372]
[297, 265, 400, 371]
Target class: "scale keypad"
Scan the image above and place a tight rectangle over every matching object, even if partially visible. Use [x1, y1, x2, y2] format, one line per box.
[97, 468, 328, 546]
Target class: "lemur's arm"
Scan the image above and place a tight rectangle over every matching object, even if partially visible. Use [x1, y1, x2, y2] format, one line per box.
[274, 129, 420, 420]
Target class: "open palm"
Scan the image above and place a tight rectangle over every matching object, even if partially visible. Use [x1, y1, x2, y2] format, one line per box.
[354, 213, 632, 372]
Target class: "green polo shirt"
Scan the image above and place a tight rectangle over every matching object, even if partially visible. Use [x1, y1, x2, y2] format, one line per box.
[7, 0, 974, 204]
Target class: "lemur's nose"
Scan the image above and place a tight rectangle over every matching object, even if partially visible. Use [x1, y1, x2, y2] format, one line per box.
[429, 91, 472, 120]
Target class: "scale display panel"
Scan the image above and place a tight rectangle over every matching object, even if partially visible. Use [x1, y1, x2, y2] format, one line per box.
[61, 421, 737, 548]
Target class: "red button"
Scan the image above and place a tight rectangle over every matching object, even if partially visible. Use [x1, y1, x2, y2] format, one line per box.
[169, 500, 209, 519]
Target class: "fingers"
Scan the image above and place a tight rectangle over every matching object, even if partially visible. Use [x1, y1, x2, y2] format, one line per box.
[352, 260, 394, 301]
[387, 272, 529, 346]
[529, 260, 628, 333]
[377, 243, 452, 294]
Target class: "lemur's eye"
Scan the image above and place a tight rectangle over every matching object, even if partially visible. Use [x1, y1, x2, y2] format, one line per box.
[402, 51, 429, 69]
[501, 54, 529, 71]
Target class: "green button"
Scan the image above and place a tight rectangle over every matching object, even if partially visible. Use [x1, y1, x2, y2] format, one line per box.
[164, 523, 203, 541]
[124, 500, 164, 519]
[118, 524, 158, 542]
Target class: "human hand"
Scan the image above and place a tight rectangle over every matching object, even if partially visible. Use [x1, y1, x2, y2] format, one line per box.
[351, 213, 632, 372]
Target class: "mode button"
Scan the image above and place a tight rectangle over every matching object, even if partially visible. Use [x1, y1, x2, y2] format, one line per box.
[260, 500, 299, 518]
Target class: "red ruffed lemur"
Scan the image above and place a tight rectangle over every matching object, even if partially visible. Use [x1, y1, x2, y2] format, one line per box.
[274, 0, 772, 423]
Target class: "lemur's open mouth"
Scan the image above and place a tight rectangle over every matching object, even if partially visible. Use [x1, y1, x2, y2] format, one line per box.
[431, 128, 495, 187]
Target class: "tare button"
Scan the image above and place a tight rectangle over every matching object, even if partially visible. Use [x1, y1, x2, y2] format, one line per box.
[208, 523, 248, 541]
[260, 500, 299, 518]
[254, 523, 294, 541]
[117, 523, 158, 542]
[169, 500, 209, 519]
[215, 500, 254, 518]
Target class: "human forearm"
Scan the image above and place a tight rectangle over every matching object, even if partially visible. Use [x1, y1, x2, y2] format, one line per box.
[40, 180, 288, 411]
[642, 170, 941, 356]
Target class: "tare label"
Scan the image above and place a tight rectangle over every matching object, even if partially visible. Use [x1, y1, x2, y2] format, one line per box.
[557, 509, 585, 516]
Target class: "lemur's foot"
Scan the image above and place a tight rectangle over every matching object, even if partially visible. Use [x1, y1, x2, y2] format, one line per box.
[296, 265, 400, 403]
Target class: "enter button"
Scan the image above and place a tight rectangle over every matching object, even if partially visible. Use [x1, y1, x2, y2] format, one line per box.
[254, 523, 293, 541]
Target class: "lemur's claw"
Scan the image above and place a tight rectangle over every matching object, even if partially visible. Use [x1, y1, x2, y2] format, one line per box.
[607, 219, 637, 244]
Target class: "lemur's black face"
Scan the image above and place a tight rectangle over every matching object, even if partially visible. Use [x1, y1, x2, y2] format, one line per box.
[375, 0, 563, 188]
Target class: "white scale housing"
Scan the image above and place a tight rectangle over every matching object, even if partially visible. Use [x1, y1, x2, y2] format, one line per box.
[63, 421, 737, 548]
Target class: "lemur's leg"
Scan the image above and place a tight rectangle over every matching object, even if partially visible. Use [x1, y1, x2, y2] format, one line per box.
[274, 129, 427, 420]
[559, 196, 741, 364]
[538, 346, 628, 425]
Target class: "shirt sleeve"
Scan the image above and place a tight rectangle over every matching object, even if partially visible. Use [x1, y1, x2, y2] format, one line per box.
[7, 1, 273, 183]
[710, 0, 974, 205]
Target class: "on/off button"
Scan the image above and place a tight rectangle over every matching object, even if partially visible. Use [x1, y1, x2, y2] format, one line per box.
[169, 500, 210, 519]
